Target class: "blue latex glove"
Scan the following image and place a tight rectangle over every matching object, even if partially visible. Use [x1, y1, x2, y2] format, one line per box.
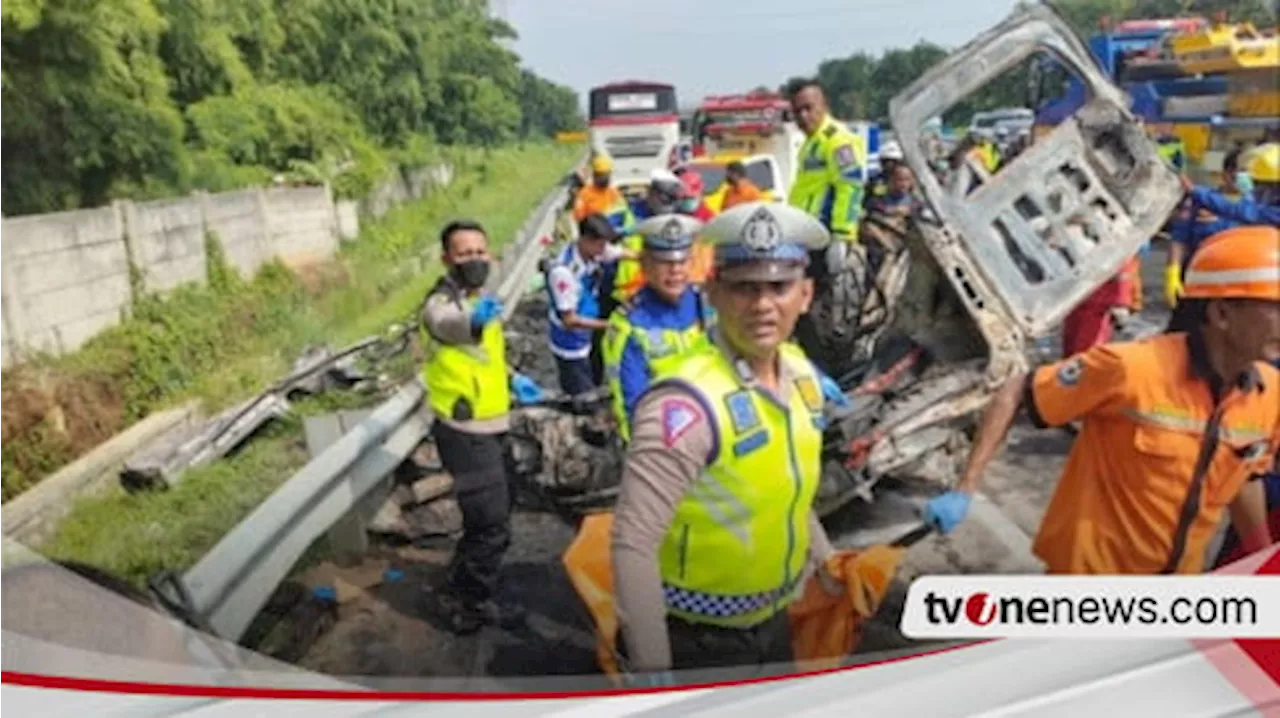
[510, 373, 546, 406]
[819, 373, 850, 408]
[923, 490, 972, 535]
[623, 670, 677, 689]
[470, 294, 503, 330]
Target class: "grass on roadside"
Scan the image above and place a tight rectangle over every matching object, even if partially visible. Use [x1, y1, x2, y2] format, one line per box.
[38, 392, 371, 584]
[21, 142, 579, 585]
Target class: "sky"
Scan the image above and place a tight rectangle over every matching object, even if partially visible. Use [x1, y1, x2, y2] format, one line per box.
[502, 0, 1021, 109]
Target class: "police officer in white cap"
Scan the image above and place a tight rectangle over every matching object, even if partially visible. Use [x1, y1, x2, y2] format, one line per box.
[610, 202, 846, 685]
[602, 214, 716, 443]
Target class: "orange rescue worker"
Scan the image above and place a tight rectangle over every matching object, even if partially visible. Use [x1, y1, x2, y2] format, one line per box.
[574, 155, 635, 233]
[937, 226, 1280, 574]
[721, 160, 763, 212]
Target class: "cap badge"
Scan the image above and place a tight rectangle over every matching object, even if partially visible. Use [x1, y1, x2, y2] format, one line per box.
[661, 218, 684, 242]
[742, 207, 782, 253]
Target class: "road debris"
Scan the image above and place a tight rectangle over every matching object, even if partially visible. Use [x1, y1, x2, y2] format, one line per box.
[120, 336, 396, 491]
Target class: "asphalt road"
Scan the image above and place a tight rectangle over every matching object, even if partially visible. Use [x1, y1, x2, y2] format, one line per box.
[287, 244, 1177, 682]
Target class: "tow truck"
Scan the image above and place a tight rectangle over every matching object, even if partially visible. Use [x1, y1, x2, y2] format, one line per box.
[1031, 14, 1279, 179]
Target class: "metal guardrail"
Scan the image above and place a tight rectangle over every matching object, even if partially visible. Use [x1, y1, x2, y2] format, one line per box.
[158, 383, 430, 639]
[155, 156, 585, 641]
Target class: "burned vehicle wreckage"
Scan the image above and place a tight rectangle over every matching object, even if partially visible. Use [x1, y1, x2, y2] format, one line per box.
[504, 6, 1183, 524]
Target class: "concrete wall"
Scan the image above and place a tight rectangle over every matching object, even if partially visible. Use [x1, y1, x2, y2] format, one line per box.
[1, 187, 341, 366]
[1, 205, 133, 360]
[202, 189, 271, 277]
[264, 185, 339, 266]
[0, 165, 456, 366]
[125, 197, 209, 292]
[363, 163, 455, 220]
[1, 164, 455, 366]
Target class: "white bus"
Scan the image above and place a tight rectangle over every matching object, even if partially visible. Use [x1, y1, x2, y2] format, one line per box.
[588, 81, 681, 192]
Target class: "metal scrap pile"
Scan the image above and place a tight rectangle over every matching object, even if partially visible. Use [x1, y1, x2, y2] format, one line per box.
[121, 336, 402, 492]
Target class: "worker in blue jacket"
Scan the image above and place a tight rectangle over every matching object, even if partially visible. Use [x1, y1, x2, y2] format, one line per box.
[1165, 146, 1278, 307]
[1192, 144, 1279, 221]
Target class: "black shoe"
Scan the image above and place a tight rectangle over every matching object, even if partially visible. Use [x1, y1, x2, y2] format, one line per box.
[427, 589, 487, 636]
[476, 599, 528, 630]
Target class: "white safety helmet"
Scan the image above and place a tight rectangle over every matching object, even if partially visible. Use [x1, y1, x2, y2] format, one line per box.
[649, 168, 681, 187]
[880, 141, 904, 162]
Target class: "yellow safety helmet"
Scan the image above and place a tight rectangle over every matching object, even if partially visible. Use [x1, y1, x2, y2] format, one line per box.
[591, 154, 614, 175]
[1246, 143, 1279, 184]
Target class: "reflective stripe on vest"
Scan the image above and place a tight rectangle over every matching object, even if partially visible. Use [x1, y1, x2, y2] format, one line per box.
[421, 286, 511, 421]
[602, 298, 711, 442]
[649, 343, 824, 628]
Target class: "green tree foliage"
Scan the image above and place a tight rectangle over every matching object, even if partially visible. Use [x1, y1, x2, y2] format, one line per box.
[2, 0, 187, 214]
[783, 42, 952, 123]
[516, 69, 584, 138]
[1, 0, 585, 216]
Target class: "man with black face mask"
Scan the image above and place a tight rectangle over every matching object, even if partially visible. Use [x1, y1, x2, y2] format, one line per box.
[420, 219, 546, 634]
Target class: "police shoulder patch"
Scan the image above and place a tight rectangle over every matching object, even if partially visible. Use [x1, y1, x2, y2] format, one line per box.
[795, 376, 823, 413]
[834, 143, 858, 168]
[661, 398, 702, 447]
[1056, 357, 1084, 387]
[724, 390, 761, 435]
[823, 124, 838, 138]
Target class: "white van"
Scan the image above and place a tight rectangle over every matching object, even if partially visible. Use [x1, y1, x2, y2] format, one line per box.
[968, 107, 1035, 138]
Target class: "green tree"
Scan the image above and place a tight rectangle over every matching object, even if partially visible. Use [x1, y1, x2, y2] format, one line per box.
[185, 81, 385, 195]
[2, 0, 186, 214]
[0, 0, 606, 215]
[154, 0, 282, 108]
[516, 69, 584, 138]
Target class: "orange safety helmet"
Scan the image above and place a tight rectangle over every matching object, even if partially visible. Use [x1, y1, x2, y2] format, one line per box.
[1181, 226, 1280, 302]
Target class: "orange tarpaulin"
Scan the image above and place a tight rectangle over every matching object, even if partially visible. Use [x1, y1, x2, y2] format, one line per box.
[561, 512, 906, 681]
[562, 513, 625, 683]
[788, 545, 906, 670]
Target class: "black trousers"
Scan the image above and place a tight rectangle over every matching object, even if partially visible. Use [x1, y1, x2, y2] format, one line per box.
[431, 421, 512, 607]
[619, 610, 794, 674]
[556, 356, 598, 396]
